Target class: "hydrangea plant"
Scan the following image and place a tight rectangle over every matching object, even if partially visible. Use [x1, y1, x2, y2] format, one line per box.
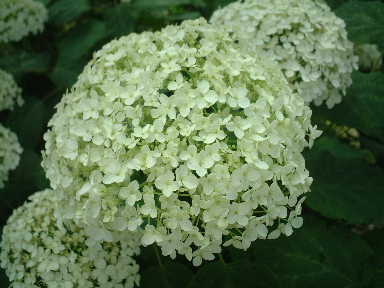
[0, 124, 22, 188]
[0, 189, 141, 288]
[42, 18, 321, 265]
[210, 0, 358, 108]
[0, 0, 47, 43]
[0, 69, 23, 112]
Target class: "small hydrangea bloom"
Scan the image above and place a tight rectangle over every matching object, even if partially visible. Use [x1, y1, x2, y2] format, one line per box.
[355, 44, 382, 72]
[210, 0, 358, 108]
[42, 19, 321, 265]
[0, 189, 141, 288]
[0, 69, 23, 112]
[0, 0, 48, 43]
[0, 124, 22, 188]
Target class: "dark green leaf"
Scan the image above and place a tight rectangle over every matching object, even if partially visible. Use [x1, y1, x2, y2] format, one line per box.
[305, 136, 384, 225]
[187, 261, 256, 288]
[51, 20, 108, 88]
[0, 50, 50, 78]
[4, 97, 48, 149]
[364, 230, 384, 287]
[34, 0, 51, 5]
[312, 72, 384, 142]
[168, 11, 201, 21]
[102, 3, 136, 39]
[141, 262, 193, 288]
[49, 0, 91, 26]
[2, 149, 49, 198]
[336, 1, 384, 48]
[235, 216, 373, 288]
[132, 0, 204, 8]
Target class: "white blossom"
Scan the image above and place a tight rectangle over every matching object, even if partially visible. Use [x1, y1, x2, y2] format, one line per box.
[0, 189, 141, 288]
[0, 0, 47, 43]
[210, 0, 358, 108]
[0, 69, 23, 112]
[0, 124, 22, 188]
[42, 18, 320, 265]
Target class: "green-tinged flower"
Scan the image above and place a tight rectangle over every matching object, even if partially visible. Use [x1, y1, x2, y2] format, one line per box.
[0, 0, 47, 43]
[43, 18, 321, 265]
[211, 0, 358, 108]
[0, 69, 23, 112]
[0, 124, 22, 188]
[0, 189, 141, 288]
[355, 43, 382, 72]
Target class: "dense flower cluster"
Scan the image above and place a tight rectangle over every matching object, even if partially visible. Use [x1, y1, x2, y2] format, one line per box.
[42, 18, 321, 265]
[0, 124, 22, 188]
[0, 189, 141, 288]
[210, 0, 358, 108]
[0, 69, 23, 112]
[355, 44, 382, 72]
[0, 0, 47, 43]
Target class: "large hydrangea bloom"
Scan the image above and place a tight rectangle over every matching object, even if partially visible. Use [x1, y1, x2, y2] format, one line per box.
[210, 0, 358, 108]
[0, 0, 47, 43]
[0, 69, 23, 112]
[42, 19, 321, 265]
[0, 124, 22, 188]
[0, 189, 141, 288]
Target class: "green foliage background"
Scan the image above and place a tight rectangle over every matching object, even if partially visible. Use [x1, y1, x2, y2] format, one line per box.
[0, 0, 383, 287]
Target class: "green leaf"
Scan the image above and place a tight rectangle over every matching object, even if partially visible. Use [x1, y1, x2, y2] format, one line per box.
[168, 11, 201, 21]
[336, 1, 384, 48]
[234, 216, 373, 288]
[0, 50, 50, 78]
[141, 263, 193, 288]
[4, 97, 48, 149]
[364, 230, 384, 287]
[102, 3, 136, 39]
[186, 261, 255, 288]
[312, 72, 384, 142]
[132, 0, 204, 8]
[2, 149, 49, 198]
[324, 0, 348, 10]
[51, 20, 108, 88]
[0, 269, 9, 288]
[48, 0, 91, 26]
[305, 136, 384, 225]
[34, 0, 51, 5]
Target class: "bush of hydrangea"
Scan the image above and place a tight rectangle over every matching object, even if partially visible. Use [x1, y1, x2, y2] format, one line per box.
[0, 189, 141, 288]
[0, 0, 47, 43]
[0, 124, 22, 189]
[42, 18, 321, 265]
[0, 69, 23, 112]
[210, 0, 358, 108]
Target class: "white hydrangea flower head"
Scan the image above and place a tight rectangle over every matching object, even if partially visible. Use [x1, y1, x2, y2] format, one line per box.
[355, 44, 382, 72]
[210, 0, 358, 108]
[42, 18, 321, 265]
[0, 189, 141, 288]
[0, 0, 48, 43]
[0, 69, 23, 112]
[0, 124, 22, 188]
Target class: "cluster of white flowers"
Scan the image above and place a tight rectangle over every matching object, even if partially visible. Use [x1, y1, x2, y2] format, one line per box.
[210, 0, 358, 108]
[42, 18, 321, 265]
[0, 69, 23, 112]
[0, 124, 22, 188]
[0, 0, 47, 43]
[355, 44, 382, 72]
[0, 189, 141, 288]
